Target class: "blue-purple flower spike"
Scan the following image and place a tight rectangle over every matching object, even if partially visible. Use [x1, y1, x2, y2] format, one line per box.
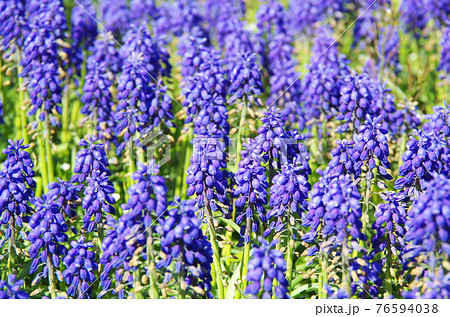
[0, 274, 29, 299]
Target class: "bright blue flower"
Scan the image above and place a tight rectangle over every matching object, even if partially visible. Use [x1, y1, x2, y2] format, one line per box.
[100, 0, 129, 37]
[28, 194, 68, 279]
[0, 0, 26, 55]
[353, 115, 392, 181]
[439, 26, 450, 76]
[87, 34, 122, 76]
[179, 35, 209, 79]
[155, 199, 213, 298]
[129, 0, 158, 23]
[186, 138, 229, 218]
[71, 0, 97, 52]
[400, 0, 431, 39]
[404, 173, 450, 260]
[71, 136, 111, 185]
[20, 22, 62, 125]
[63, 236, 98, 298]
[245, 237, 290, 299]
[376, 26, 400, 73]
[81, 62, 117, 149]
[47, 179, 80, 219]
[370, 191, 407, 263]
[403, 268, 450, 299]
[336, 71, 373, 133]
[0, 274, 29, 299]
[100, 161, 168, 298]
[234, 140, 268, 243]
[28, 0, 67, 40]
[228, 52, 264, 106]
[0, 139, 35, 245]
[82, 170, 116, 233]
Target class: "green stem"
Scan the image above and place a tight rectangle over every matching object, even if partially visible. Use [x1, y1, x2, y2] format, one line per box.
[203, 194, 225, 299]
[45, 117, 54, 184]
[46, 246, 57, 299]
[286, 220, 294, 285]
[342, 238, 351, 296]
[384, 239, 394, 296]
[362, 174, 371, 244]
[236, 97, 248, 171]
[7, 218, 16, 274]
[180, 129, 193, 197]
[146, 227, 159, 299]
[319, 251, 328, 299]
[62, 75, 71, 143]
[16, 48, 28, 144]
[38, 121, 49, 192]
[178, 259, 186, 299]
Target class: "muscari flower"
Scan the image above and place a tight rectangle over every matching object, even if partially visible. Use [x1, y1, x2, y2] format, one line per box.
[71, 0, 97, 52]
[156, 199, 214, 298]
[28, 194, 68, 279]
[0, 139, 35, 246]
[0, 274, 28, 299]
[353, 115, 392, 181]
[228, 52, 264, 106]
[234, 140, 268, 243]
[336, 70, 373, 133]
[99, 161, 168, 298]
[81, 62, 117, 148]
[28, 0, 67, 40]
[87, 34, 122, 76]
[245, 237, 290, 299]
[47, 178, 80, 219]
[129, 0, 158, 23]
[439, 26, 450, 76]
[62, 236, 98, 299]
[186, 138, 229, 219]
[400, 0, 431, 39]
[71, 136, 111, 185]
[0, 0, 26, 56]
[100, 0, 129, 38]
[376, 26, 400, 73]
[82, 170, 116, 233]
[403, 268, 450, 299]
[370, 191, 407, 263]
[404, 173, 450, 261]
[20, 21, 62, 126]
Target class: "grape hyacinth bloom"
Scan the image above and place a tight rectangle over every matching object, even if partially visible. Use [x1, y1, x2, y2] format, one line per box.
[47, 179, 80, 219]
[186, 138, 229, 218]
[337, 71, 373, 133]
[129, 0, 158, 23]
[394, 129, 450, 192]
[234, 140, 268, 243]
[403, 268, 450, 299]
[228, 52, 264, 106]
[0, 0, 26, 56]
[100, 161, 168, 298]
[439, 26, 450, 76]
[400, 0, 431, 39]
[20, 22, 62, 125]
[353, 115, 392, 181]
[100, 0, 129, 38]
[28, 0, 67, 40]
[377, 26, 400, 74]
[82, 170, 116, 233]
[0, 139, 36, 246]
[71, 136, 111, 185]
[245, 237, 290, 299]
[0, 274, 29, 299]
[370, 191, 407, 263]
[87, 34, 122, 76]
[156, 200, 213, 298]
[28, 195, 68, 280]
[71, 0, 97, 52]
[404, 173, 450, 261]
[62, 236, 98, 298]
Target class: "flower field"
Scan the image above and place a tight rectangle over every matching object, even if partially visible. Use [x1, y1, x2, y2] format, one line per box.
[0, 0, 449, 300]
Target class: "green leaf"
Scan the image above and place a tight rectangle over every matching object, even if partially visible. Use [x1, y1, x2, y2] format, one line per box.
[219, 218, 241, 233]
[292, 283, 319, 299]
[225, 262, 242, 299]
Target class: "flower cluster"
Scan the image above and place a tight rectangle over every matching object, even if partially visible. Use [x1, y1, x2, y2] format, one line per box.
[0, 0, 26, 55]
[100, 0, 129, 38]
[404, 173, 450, 260]
[400, 0, 430, 39]
[403, 268, 450, 299]
[439, 26, 450, 75]
[71, 0, 97, 52]
[28, 195, 68, 277]
[47, 179, 80, 219]
[353, 115, 392, 181]
[228, 52, 264, 106]
[337, 71, 373, 133]
[234, 140, 268, 243]
[87, 34, 122, 76]
[186, 138, 229, 218]
[20, 22, 62, 125]
[62, 237, 98, 298]
[0, 139, 35, 244]
[245, 237, 290, 299]
[0, 274, 28, 299]
[156, 200, 213, 298]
